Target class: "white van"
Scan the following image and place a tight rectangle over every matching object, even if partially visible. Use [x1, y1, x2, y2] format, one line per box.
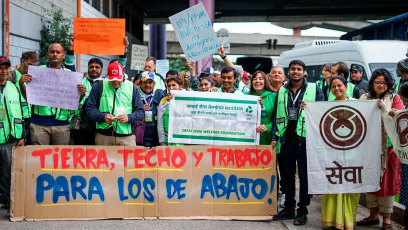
[278, 40, 408, 83]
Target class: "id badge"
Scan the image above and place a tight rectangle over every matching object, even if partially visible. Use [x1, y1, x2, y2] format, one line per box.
[0, 108, 5, 121]
[289, 108, 298, 121]
[145, 111, 153, 122]
[116, 107, 125, 116]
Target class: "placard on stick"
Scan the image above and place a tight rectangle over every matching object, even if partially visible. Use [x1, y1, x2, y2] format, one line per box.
[26, 66, 83, 110]
[130, 44, 148, 71]
[169, 3, 220, 62]
[74, 18, 125, 55]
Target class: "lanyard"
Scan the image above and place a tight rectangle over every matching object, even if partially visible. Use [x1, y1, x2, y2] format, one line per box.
[139, 88, 154, 108]
[115, 85, 123, 105]
[0, 83, 7, 106]
[290, 89, 302, 108]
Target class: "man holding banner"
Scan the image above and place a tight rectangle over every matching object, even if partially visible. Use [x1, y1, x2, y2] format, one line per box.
[19, 43, 86, 145]
[271, 60, 323, 225]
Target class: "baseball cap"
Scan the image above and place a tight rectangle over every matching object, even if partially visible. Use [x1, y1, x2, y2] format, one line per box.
[141, 71, 155, 82]
[350, 64, 363, 72]
[203, 67, 214, 75]
[107, 62, 124, 81]
[0, 56, 11, 66]
[243, 71, 250, 80]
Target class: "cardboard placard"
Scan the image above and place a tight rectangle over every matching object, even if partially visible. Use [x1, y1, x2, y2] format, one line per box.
[216, 28, 230, 53]
[156, 60, 170, 78]
[130, 44, 148, 71]
[26, 66, 83, 110]
[11, 145, 276, 221]
[169, 3, 220, 61]
[73, 18, 125, 55]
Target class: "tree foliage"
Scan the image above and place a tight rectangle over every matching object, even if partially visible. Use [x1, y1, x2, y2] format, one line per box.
[39, 5, 71, 65]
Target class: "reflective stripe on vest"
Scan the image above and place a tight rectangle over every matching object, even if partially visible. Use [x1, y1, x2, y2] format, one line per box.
[96, 79, 134, 135]
[14, 70, 31, 119]
[328, 82, 355, 101]
[275, 83, 317, 138]
[32, 65, 72, 121]
[0, 82, 23, 144]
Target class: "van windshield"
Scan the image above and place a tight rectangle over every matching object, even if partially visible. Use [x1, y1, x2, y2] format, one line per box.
[369, 63, 398, 82]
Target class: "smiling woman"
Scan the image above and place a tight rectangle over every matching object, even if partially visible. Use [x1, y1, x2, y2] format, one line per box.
[245, 71, 277, 146]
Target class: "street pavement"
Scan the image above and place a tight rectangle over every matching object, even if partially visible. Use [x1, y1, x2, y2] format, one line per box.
[0, 194, 404, 230]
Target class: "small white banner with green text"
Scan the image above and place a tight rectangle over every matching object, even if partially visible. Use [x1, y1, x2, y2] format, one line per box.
[168, 91, 261, 145]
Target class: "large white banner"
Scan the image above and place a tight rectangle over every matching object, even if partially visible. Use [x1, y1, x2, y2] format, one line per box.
[168, 91, 261, 145]
[305, 101, 381, 194]
[169, 3, 220, 62]
[26, 66, 83, 110]
[381, 109, 408, 164]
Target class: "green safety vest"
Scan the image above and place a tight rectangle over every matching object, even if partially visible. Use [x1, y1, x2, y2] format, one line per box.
[154, 74, 166, 91]
[327, 82, 355, 101]
[0, 82, 24, 144]
[275, 83, 317, 138]
[96, 79, 134, 135]
[32, 65, 72, 121]
[163, 106, 184, 146]
[13, 69, 31, 119]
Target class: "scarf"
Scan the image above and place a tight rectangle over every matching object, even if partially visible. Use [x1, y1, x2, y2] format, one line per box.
[139, 88, 155, 106]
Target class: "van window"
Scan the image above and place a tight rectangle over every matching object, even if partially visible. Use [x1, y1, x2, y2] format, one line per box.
[369, 63, 398, 82]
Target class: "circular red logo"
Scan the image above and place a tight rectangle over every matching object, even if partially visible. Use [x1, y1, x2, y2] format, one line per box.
[396, 111, 408, 147]
[319, 105, 367, 150]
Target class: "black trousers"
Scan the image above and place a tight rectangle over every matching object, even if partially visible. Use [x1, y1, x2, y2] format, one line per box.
[0, 142, 16, 208]
[278, 138, 310, 214]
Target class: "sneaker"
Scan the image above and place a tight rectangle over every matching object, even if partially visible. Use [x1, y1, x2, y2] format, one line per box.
[294, 213, 308, 225]
[278, 194, 285, 208]
[273, 208, 295, 220]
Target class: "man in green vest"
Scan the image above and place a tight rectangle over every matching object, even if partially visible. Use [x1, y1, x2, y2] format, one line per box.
[18, 43, 86, 145]
[396, 58, 408, 91]
[271, 60, 324, 225]
[7, 51, 38, 145]
[0, 56, 24, 209]
[86, 62, 144, 146]
[216, 67, 243, 94]
[144, 57, 167, 91]
[327, 62, 360, 100]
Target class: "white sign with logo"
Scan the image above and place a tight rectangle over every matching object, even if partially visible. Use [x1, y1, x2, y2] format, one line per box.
[156, 59, 169, 78]
[381, 109, 408, 164]
[26, 66, 83, 110]
[168, 91, 261, 145]
[169, 3, 220, 62]
[305, 100, 381, 194]
[130, 44, 148, 70]
[216, 28, 230, 53]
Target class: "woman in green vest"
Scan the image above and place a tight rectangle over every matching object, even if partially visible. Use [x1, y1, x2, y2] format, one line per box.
[316, 76, 361, 230]
[157, 76, 184, 146]
[245, 70, 277, 147]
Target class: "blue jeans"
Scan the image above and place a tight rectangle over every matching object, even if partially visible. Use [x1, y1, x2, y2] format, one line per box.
[278, 138, 310, 214]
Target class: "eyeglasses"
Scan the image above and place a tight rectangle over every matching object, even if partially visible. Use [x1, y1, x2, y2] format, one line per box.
[374, 81, 387, 86]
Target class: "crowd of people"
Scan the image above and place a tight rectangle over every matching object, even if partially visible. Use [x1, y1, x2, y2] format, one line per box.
[0, 32, 407, 229]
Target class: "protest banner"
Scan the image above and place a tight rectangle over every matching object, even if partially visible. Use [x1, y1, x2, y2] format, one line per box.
[381, 109, 408, 164]
[305, 101, 381, 194]
[169, 3, 220, 62]
[168, 91, 261, 145]
[10, 145, 276, 221]
[73, 18, 125, 55]
[26, 66, 83, 110]
[130, 44, 148, 71]
[156, 59, 170, 77]
[216, 28, 230, 53]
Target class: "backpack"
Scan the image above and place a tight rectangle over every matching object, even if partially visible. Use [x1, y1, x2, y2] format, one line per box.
[71, 80, 104, 131]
